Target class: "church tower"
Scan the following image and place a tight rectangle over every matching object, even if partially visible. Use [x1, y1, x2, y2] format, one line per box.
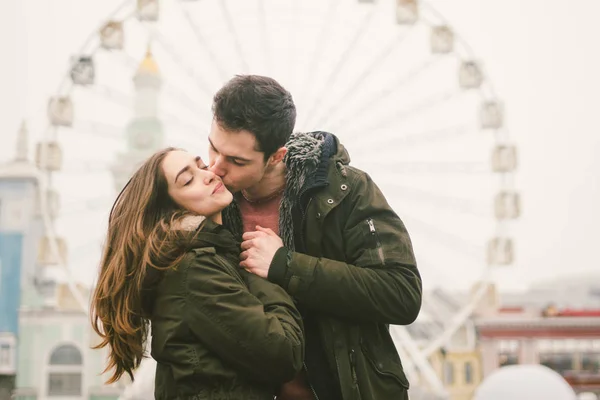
[111, 45, 164, 192]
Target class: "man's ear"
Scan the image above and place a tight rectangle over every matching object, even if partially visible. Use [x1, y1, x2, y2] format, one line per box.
[268, 147, 287, 166]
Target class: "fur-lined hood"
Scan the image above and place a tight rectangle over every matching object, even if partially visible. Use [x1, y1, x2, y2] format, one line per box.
[172, 215, 206, 231]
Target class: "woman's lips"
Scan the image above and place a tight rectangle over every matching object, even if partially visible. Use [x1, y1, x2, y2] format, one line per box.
[212, 182, 223, 194]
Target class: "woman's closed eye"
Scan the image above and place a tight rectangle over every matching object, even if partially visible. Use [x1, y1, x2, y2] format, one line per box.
[183, 163, 208, 186]
[197, 159, 209, 170]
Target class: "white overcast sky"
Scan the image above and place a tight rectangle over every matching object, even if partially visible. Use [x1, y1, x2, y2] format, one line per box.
[1, 0, 599, 292]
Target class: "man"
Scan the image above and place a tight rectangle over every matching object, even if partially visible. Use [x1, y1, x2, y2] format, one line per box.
[208, 75, 422, 400]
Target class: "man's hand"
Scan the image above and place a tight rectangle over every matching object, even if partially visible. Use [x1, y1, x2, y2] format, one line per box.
[240, 226, 284, 278]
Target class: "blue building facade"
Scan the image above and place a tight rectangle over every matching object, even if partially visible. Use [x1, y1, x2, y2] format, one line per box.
[0, 232, 23, 335]
[0, 124, 42, 397]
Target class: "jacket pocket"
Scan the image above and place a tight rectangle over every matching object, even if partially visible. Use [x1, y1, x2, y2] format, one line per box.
[360, 336, 409, 390]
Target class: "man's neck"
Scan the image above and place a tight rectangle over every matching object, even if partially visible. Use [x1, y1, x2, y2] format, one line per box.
[242, 163, 286, 201]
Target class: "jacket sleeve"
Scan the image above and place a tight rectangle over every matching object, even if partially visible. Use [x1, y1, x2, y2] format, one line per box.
[268, 171, 422, 325]
[184, 249, 304, 384]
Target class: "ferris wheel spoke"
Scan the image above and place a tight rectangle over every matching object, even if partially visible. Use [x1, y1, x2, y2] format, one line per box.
[70, 240, 105, 265]
[166, 138, 203, 152]
[431, 287, 465, 310]
[177, 3, 230, 81]
[417, 255, 475, 299]
[361, 161, 488, 174]
[162, 85, 212, 122]
[157, 109, 203, 132]
[389, 336, 417, 384]
[105, 52, 211, 117]
[311, 27, 415, 128]
[401, 214, 484, 262]
[60, 160, 111, 174]
[296, 0, 344, 117]
[101, 50, 210, 118]
[422, 289, 465, 324]
[110, 50, 140, 70]
[347, 124, 472, 151]
[257, 0, 270, 72]
[329, 55, 442, 132]
[407, 309, 444, 340]
[421, 279, 494, 357]
[302, 5, 378, 128]
[389, 326, 447, 395]
[59, 196, 114, 217]
[343, 88, 462, 138]
[390, 125, 476, 149]
[138, 22, 215, 98]
[285, 0, 298, 84]
[218, 0, 250, 73]
[381, 184, 488, 218]
[161, 113, 203, 133]
[71, 120, 126, 140]
[79, 84, 131, 110]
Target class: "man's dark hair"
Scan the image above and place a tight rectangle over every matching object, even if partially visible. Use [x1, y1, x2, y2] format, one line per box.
[212, 75, 296, 160]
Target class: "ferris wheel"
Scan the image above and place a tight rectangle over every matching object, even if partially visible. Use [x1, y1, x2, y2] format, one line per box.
[35, 0, 519, 396]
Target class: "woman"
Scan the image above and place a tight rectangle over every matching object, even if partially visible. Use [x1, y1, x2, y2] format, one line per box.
[91, 147, 304, 400]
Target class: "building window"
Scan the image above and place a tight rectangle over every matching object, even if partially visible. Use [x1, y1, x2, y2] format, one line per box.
[540, 353, 574, 375]
[499, 352, 519, 367]
[498, 339, 519, 367]
[0, 336, 16, 374]
[48, 373, 81, 396]
[444, 361, 455, 385]
[581, 353, 600, 373]
[464, 361, 474, 384]
[49, 344, 82, 365]
[48, 344, 82, 397]
[0, 344, 10, 366]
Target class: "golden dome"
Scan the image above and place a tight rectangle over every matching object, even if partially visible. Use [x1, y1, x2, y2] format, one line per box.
[137, 45, 160, 75]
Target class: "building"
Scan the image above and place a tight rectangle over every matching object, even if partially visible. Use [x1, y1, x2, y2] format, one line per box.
[476, 302, 600, 397]
[111, 45, 164, 192]
[6, 47, 162, 400]
[0, 122, 42, 398]
[473, 364, 578, 400]
[407, 288, 485, 400]
[14, 287, 125, 400]
[0, 122, 121, 400]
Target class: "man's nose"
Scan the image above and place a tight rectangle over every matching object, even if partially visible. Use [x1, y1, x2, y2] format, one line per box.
[209, 157, 226, 177]
[203, 170, 216, 185]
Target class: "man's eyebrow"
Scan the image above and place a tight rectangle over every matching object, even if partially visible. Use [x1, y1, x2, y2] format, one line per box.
[209, 138, 252, 163]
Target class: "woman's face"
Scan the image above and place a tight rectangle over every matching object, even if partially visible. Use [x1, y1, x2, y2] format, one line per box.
[162, 150, 233, 220]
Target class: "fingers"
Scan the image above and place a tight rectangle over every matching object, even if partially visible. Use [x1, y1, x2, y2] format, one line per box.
[239, 259, 256, 273]
[256, 225, 276, 236]
[242, 230, 265, 240]
[240, 239, 253, 251]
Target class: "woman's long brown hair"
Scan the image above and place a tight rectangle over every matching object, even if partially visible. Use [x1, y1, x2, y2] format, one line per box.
[90, 147, 202, 384]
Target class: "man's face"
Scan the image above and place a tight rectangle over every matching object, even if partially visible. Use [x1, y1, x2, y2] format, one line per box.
[208, 120, 268, 193]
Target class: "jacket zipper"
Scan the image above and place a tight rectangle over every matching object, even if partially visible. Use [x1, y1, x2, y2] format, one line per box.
[350, 349, 359, 388]
[303, 362, 320, 400]
[367, 218, 385, 265]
